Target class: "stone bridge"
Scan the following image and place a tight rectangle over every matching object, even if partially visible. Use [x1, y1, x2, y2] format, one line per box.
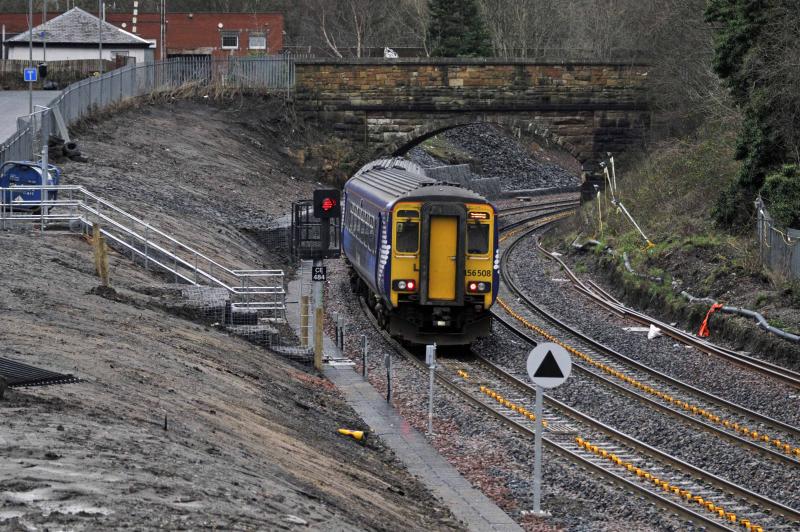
[292, 58, 650, 177]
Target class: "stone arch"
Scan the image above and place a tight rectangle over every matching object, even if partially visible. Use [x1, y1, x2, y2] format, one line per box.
[381, 113, 583, 169]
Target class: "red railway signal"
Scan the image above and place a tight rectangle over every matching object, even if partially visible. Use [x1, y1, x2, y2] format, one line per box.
[313, 189, 341, 218]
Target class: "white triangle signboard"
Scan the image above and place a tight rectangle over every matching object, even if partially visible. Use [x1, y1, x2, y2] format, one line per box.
[526, 342, 571, 389]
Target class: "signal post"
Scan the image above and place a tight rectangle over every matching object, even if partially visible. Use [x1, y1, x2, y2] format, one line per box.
[308, 189, 341, 370]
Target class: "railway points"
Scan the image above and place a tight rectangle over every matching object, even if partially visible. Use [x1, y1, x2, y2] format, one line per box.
[537, 242, 800, 389]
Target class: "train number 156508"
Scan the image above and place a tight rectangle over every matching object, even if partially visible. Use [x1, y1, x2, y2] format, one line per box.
[466, 269, 492, 278]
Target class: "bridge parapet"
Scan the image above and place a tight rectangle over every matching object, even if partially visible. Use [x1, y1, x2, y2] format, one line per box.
[293, 58, 650, 176]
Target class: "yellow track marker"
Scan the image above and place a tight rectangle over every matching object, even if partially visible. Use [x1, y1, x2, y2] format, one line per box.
[497, 297, 799, 457]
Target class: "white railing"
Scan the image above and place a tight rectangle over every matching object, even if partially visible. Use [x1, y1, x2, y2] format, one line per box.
[1, 184, 285, 318]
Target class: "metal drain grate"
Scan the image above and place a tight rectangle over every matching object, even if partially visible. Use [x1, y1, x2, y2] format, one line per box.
[0, 357, 81, 388]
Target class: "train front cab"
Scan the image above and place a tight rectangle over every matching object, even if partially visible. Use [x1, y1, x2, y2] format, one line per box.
[388, 199, 496, 345]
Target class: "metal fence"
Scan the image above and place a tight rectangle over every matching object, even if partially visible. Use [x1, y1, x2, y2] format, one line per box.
[755, 197, 800, 279]
[1, 55, 296, 166]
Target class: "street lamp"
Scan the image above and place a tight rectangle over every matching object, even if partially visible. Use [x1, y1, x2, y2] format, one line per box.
[28, 0, 32, 114]
[98, 1, 104, 74]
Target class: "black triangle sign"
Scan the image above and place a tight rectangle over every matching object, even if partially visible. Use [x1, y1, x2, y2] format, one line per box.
[534, 351, 564, 379]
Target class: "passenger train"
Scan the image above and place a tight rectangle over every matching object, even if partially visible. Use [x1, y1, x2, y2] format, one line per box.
[342, 158, 498, 345]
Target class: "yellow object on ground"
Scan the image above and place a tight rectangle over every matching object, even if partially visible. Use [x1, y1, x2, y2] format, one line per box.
[338, 428, 366, 441]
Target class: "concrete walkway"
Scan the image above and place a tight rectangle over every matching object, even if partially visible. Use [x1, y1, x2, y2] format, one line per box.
[286, 278, 522, 532]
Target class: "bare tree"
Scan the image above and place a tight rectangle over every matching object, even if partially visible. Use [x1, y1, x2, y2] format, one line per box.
[396, 0, 430, 56]
[479, 0, 565, 59]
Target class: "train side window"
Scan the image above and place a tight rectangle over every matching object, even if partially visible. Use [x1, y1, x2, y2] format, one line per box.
[467, 222, 490, 255]
[396, 221, 419, 253]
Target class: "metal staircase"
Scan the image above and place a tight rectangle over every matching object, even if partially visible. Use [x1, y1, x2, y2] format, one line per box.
[1, 183, 286, 322]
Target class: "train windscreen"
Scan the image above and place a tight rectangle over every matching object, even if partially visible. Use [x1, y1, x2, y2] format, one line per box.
[467, 222, 490, 254]
[396, 221, 419, 252]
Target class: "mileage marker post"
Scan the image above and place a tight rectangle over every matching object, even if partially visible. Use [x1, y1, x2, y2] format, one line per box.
[526, 342, 572, 517]
[425, 344, 436, 435]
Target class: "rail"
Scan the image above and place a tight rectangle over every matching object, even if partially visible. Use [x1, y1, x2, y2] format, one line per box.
[497, 218, 800, 458]
[0, 184, 285, 318]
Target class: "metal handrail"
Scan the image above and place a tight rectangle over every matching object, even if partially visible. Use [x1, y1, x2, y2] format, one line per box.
[1, 184, 279, 286]
[0, 184, 284, 301]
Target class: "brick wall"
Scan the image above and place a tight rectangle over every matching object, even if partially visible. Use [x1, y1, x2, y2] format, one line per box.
[0, 12, 284, 61]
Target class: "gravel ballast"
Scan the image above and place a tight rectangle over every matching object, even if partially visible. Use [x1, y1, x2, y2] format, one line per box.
[505, 232, 800, 429]
[322, 258, 690, 531]
[407, 123, 581, 190]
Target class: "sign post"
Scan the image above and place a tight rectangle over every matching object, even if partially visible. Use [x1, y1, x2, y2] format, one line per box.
[526, 342, 572, 516]
[361, 335, 368, 379]
[425, 344, 436, 435]
[312, 262, 325, 370]
[384, 353, 392, 403]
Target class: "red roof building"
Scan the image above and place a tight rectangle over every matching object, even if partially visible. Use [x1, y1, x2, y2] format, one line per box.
[1, 11, 284, 61]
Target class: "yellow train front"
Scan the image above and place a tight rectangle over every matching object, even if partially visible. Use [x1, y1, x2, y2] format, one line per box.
[342, 159, 498, 345]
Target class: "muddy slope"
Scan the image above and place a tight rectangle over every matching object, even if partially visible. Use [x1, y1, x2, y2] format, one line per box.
[0, 97, 461, 531]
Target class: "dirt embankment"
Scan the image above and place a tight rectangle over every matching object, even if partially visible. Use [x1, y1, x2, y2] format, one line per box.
[0, 97, 461, 530]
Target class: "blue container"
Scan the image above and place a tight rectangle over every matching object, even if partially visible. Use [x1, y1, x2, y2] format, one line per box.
[0, 161, 62, 211]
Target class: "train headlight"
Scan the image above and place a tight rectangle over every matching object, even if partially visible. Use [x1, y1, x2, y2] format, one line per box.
[392, 279, 417, 292]
[467, 281, 491, 293]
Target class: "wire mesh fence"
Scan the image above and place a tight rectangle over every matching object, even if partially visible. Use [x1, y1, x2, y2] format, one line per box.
[755, 197, 800, 280]
[1, 54, 297, 167]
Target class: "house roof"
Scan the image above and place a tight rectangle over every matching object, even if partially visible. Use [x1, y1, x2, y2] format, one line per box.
[7, 7, 151, 47]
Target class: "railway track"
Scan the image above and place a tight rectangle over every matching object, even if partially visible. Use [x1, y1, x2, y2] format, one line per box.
[437, 354, 800, 531]
[349, 197, 798, 530]
[495, 221, 800, 467]
[536, 242, 800, 389]
[359, 291, 797, 531]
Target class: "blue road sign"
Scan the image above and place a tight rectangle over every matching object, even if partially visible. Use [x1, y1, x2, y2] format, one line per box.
[23, 68, 37, 83]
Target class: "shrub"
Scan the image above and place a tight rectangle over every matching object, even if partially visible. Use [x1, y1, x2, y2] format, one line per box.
[760, 164, 800, 230]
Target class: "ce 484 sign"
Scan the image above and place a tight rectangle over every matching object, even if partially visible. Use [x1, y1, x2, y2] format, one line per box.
[312, 266, 327, 282]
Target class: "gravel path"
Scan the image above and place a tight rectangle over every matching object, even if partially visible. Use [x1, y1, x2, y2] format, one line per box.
[407, 124, 580, 190]
[505, 232, 800, 429]
[323, 258, 687, 531]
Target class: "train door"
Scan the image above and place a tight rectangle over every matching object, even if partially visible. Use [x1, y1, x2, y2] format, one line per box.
[428, 216, 458, 300]
[420, 202, 466, 305]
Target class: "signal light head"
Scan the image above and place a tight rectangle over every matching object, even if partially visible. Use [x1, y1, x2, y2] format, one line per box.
[321, 197, 336, 212]
[313, 189, 341, 218]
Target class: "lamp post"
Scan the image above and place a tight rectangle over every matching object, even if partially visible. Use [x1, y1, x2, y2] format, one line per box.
[28, 0, 33, 114]
[98, 0, 104, 74]
[42, 0, 47, 65]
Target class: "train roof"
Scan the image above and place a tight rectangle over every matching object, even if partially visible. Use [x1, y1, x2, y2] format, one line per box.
[346, 158, 490, 208]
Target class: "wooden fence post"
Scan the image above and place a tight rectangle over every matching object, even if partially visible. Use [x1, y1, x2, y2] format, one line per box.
[93, 224, 109, 286]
